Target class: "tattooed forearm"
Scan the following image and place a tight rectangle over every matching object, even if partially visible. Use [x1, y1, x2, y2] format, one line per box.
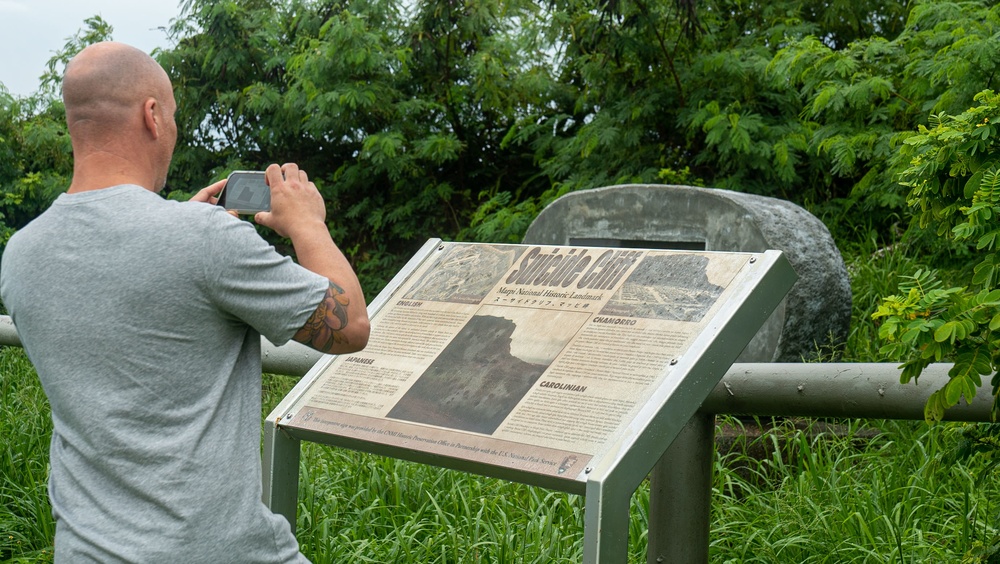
[294, 282, 352, 351]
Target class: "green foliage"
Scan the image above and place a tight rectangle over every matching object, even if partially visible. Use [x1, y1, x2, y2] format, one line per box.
[8, 1, 1000, 293]
[0, 16, 112, 253]
[875, 89, 1000, 421]
[470, 0, 1000, 246]
[155, 0, 560, 295]
[837, 229, 930, 362]
[0, 93, 72, 252]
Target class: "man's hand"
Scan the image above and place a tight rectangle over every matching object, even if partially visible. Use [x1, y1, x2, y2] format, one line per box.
[253, 163, 326, 239]
[189, 179, 228, 205]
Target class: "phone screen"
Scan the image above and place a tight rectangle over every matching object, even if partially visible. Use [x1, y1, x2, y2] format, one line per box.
[220, 171, 270, 214]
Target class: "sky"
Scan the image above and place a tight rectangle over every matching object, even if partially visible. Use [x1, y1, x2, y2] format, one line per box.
[0, 0, 182, 97]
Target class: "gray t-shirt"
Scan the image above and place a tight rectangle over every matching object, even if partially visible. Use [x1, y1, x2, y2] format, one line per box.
[0, 184, 328, 563]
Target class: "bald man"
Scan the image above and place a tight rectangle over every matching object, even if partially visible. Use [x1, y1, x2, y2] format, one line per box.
[0, 42, 369, 562]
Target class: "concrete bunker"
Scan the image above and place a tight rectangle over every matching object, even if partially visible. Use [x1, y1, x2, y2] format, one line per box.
[522, 184, 852, 362]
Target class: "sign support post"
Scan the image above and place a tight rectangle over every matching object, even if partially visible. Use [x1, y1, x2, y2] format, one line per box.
[261, 421, 300, 532]
[584, 476, 632, 562]
[647, 413, 714, 563]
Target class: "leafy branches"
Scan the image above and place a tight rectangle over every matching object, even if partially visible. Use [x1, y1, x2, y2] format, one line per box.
[876, 90, 1000, 421]
[0, 14, 103, 250]
[157, 0, 560, 295]
[8, 0, 1000, 301]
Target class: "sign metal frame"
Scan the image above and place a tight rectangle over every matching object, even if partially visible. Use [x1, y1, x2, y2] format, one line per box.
[263, 238, 796, 562]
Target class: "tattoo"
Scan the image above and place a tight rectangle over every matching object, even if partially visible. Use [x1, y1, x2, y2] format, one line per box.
[294, 282, 351, 351]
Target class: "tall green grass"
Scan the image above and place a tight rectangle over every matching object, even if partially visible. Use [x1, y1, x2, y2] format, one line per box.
[4, 346, 1000, 562]
[0, 347, 54, 563]
[711, 418, 994, 563]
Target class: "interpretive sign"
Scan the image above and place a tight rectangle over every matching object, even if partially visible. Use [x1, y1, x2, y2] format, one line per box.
[276, 240, 794, 490]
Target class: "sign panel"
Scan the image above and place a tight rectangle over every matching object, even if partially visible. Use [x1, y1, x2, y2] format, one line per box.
[281, 242, 766, 485]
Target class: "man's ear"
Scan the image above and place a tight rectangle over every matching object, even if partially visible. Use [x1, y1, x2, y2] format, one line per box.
[143, 98, 159, 139]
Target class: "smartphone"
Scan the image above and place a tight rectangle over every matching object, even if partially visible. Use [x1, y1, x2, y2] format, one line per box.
[218, 171, 271, 214]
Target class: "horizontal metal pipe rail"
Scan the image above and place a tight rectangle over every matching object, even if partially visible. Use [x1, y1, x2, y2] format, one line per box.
[3, 315, 989, 422]
[702, 362, 992, 421]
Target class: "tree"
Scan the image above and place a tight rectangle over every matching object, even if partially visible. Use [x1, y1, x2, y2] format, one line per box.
[0, 16, 113, 252]
[161, 0, 559, 293]
[7, 0, 1000, 302]
[476, 0, 1000, 247]
[471, 0, 926, 243]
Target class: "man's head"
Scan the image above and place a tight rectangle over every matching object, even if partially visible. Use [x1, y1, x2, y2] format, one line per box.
[63, 42, 176, 192]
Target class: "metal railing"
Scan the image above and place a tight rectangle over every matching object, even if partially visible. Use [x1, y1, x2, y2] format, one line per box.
[1, 315, 991, 563]
[648, 361, 989, 564]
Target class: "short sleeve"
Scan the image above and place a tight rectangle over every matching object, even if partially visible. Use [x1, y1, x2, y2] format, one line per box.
[201, 210, 329, 346]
